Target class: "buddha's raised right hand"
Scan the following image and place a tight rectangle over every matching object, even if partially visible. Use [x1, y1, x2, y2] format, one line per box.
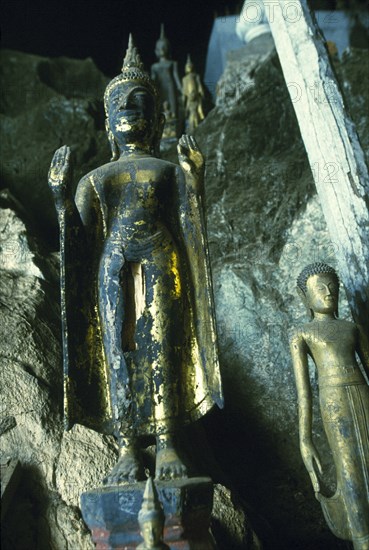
[48, 145, 72, 205]
[177, 134, 204, 189]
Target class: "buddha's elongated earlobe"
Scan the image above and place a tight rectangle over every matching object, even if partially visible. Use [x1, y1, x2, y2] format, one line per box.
[105, 119, 119, 161]
[297, 287, 314, 320]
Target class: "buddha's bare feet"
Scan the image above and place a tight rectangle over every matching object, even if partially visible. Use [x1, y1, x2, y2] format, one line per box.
[155, 434, 187, 480]
[104, 446, 141, 485]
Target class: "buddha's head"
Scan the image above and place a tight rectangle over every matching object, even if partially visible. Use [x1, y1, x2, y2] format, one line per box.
[155, 24, 171, 60]
[138, 477, 165, 548]
[104, 35, 164, 158]
[297, 262, 339, 319]
[185, 54, 194, 75]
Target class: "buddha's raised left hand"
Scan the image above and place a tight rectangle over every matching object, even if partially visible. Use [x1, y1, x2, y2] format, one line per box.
[177, 135, 204, 186]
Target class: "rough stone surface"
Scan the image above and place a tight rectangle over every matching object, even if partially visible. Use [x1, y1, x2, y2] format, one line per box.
[0, 50, 109, 242]
[0, 191, 117, 549]
[212, 484, 262, 549]
[1, 47, 368, 549]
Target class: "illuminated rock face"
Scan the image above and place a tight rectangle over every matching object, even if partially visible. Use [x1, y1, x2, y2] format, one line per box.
[1, 47, 368, 549]
[0, 191, 117, 549]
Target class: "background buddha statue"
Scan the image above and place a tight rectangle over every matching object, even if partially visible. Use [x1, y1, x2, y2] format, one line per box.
[151, 24, 183, 137]
[290, 262, 369, 550]
[182, 54, 205, 134]
[48, 34, 223, 484]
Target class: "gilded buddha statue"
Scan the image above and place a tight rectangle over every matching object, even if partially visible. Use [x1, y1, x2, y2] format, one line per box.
[290, 263, 369, 549]
[182, 54, 205, 134]
[48, 35, 223, 484]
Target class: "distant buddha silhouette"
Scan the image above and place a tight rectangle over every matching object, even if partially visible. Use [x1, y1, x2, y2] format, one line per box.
[151, 24, 183, 136]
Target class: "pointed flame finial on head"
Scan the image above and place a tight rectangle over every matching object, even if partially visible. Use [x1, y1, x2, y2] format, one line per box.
[155, 23, 171, 58]
[185, 54, 194, 74]
[186, 53, 193, 66]
[160, 23, 165, 40]
[122, 33, 144, 72]
[104, 33, 158, 115]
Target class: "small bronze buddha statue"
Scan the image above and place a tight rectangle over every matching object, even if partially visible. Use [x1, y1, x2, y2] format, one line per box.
[290, 262, 369, 549]
[182, 54, 205, 134]
[137, 477, 169, 550]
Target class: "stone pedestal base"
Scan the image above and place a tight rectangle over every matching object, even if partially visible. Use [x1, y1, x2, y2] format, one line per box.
[80, 477, 215, 549]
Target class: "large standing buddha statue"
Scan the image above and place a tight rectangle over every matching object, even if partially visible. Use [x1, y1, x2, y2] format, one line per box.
[48, 35, 223, 483]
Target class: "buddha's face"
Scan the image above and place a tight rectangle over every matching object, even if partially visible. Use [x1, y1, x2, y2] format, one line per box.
[155, 39, 169, 59]
[107, 82, 157, 147]
[185, 63, 194, 74]
[141, 519, 161, 546]
[305, 273, 339, 315]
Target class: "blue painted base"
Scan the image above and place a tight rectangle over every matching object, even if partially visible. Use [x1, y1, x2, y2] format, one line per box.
[80, 477, 215, 549]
